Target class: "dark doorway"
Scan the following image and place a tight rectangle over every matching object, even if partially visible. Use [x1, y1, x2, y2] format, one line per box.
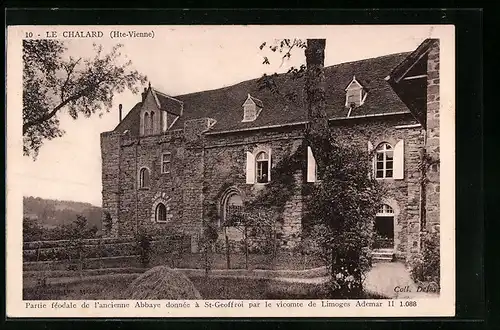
[374, 204, 395, 249]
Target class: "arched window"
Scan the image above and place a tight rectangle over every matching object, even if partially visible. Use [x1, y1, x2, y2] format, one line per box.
[222, 192, 243, 227]
[377, 204, 394, 216]
[139, 167, 150, 189]
[144, 112, 151, 135]
[256, 151, 269, 183]
[375, 143, 394, 179]
[151, 111, 155, 134]
[374, 204, 395, 249]
[155, 203, 167, 223]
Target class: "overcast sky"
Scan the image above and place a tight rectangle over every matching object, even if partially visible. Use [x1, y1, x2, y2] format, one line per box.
[16, 25, 442, 206]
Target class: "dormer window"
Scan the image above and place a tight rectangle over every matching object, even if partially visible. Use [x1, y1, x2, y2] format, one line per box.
[242, 94, 263, 122]
[345, 75, 367, 108]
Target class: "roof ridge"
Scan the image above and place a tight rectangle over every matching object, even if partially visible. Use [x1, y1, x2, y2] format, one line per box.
[171, 51, 412, 99]
[328, 51, 412, 67]
[152, 88, 184, 104]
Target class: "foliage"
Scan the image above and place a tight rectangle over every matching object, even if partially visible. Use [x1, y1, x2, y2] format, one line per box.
[135, 229, 152, 268]
[256, 39, 385, 298]
[410, 230, 440, 285]
[23, 217, 44, 242]
[23, 196, 102, 232]
[22, 39, 147, 158]
[304, 133, 384, 297]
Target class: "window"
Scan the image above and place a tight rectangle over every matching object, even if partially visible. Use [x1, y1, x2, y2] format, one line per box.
[256, 151, 269, 183]
[222, 193, 243, 227]
[155, 203, 167, 223]
[151, 111, 155, 134]
[375, 143, 394, 179]
[345, 76, 365, 107]
[377, 204, 394, 216]
[242, 94, 263, 122]
[139, 167, 150, 189]
[346, 87, 362, 106]
[246, 149, 271, 184]
[161, 153, 171, 174]
[144, 112, 151, 135]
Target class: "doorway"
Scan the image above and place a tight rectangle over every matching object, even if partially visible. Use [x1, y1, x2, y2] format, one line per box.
[374, 204, 395, 249]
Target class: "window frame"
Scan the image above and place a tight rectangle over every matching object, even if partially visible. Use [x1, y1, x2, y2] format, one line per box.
[139, 167, 150, 189]
[374, 143, 394, 179]
[222, 192, 244, 227]
[155, 202, 168, 223]
[161, 152, 171, 174]
[377, 204, 395, 216]
[346, 87, 363, 106]
[143, 112, 151, 135]
[255, 151, 270, 184]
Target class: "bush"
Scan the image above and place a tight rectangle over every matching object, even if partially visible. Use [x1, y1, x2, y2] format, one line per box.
[135, 230, 152, 268]
[125, 266, 202, 299]
[410, 231, 440, 285]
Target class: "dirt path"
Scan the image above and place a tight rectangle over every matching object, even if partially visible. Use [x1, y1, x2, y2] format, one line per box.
[363, 262, 439, 299]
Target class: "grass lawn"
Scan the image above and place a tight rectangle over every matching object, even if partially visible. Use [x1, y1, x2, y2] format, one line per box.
[23, 272, 385, 300]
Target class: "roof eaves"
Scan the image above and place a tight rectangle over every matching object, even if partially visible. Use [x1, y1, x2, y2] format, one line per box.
[205, 111, 412, 136]
[387, 39, 437, 84]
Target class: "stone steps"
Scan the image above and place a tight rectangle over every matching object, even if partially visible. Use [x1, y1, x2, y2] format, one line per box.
[372, 248, 395, 262]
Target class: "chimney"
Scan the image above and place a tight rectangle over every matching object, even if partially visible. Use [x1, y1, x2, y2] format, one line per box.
[118, 104, 123, 122]
[141, 87, 147, 102]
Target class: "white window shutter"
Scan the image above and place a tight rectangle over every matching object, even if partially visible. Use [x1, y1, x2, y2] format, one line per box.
[394, 139, 405, 179]
[246, 151, 255, 184]
[367, 141, 374, 179]
[307, 146, 317, 182]
[267, 148, 272, 182]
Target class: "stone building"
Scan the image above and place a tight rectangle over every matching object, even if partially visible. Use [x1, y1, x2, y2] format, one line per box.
[100, 39, 440, 261]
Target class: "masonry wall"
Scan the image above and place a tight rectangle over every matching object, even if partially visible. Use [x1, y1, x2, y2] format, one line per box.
[105, 129, 199, 237]
[102, 111, 425, 259]
[203, 127, 305, 250]
[100, 131, 121, 237]
[425, 40, 440, 231]
[329, 114, 424, 260]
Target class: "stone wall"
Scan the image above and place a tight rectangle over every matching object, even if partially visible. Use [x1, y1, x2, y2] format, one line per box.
[425, 40, 440, 231]
[203, 127, 305, 250]
[328, 115, 424, 260]
[101, 110, 426, 259]
[100, 131, 121, 237]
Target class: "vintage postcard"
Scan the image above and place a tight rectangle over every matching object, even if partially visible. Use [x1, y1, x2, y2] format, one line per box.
[6, 24, 455, 318]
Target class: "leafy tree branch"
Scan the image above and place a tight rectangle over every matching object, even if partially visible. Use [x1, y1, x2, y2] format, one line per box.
[22, 40, 147, 158]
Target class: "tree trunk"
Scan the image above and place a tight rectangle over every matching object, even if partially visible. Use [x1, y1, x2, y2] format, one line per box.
[224, 227, 231, 269]
[304, 39, 329, 142]
[204, 242, 209, 277]
[244, 226, 249, 270]
[78, 248, 83, 277]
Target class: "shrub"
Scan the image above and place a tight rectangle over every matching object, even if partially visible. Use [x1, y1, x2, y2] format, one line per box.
[135, 230, 152, 268]
[125, 266, 202, 299]
[410, 230, 440, 285]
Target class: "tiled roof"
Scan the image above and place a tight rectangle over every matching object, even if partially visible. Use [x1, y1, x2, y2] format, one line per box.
[114, 51, 413, 134]
[152, 89, 183, 116]
[115, 102, 142, 135]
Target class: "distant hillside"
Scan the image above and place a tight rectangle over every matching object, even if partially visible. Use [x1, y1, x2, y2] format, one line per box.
[23, 196, 102, 230]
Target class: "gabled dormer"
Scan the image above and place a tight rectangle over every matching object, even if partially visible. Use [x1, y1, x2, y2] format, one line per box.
[242, 94, 263, 122]
[345, 75, 367, 108]
[140, 83, 183, 136]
